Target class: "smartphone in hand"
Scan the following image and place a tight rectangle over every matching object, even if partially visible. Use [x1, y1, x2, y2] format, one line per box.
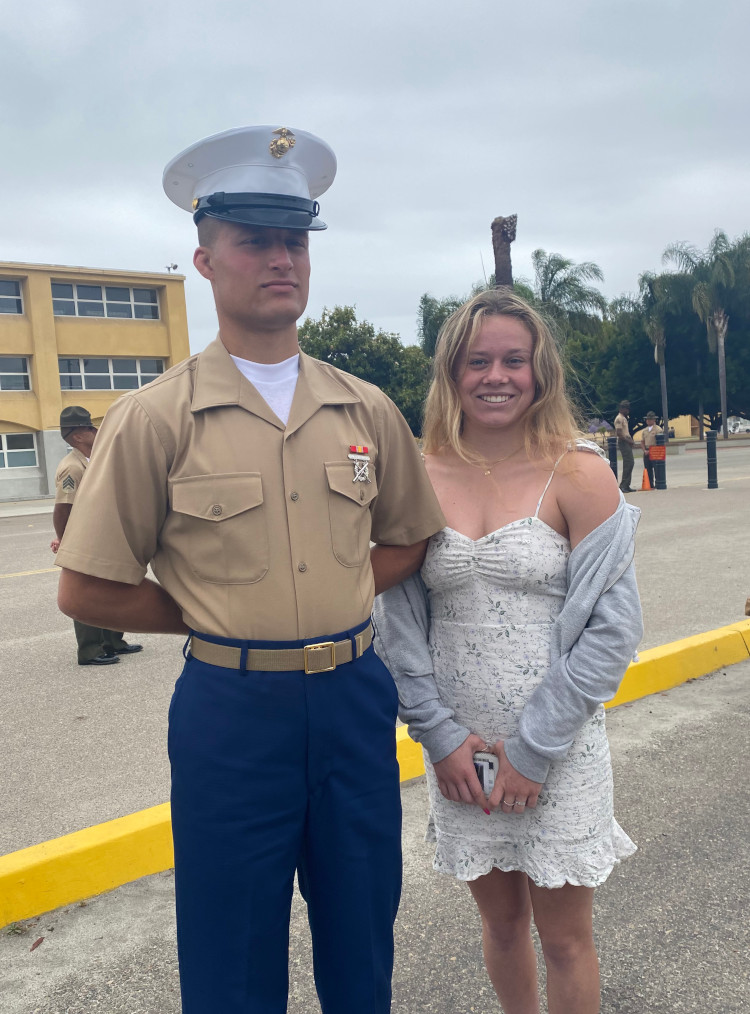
[473, 751, 499, 794]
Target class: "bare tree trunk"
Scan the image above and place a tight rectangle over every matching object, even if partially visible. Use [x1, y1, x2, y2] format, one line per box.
[659, 362, 669, 444]
[491, 215, 517, 288]
[697, 358, 704, 441]
[714, 309, 729, 439]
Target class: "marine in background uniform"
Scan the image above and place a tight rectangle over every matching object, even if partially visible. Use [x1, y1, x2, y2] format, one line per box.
[52, 405, 142, 665]
[56, 125, 445, 1014]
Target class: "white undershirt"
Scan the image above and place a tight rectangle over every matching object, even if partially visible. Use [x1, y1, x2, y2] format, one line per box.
[229, 353, 300, 425]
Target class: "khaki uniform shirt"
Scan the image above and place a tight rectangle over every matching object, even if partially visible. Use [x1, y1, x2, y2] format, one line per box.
[56, 339, 445, 640]
[614, 412, 631, 444]
[54, 447, 88, 505]
[641, 424, 663, 449]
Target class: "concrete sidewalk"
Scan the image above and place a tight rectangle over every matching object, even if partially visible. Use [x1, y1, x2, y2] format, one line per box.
[2, 460, 749, 1011]
[2, 661, 748, 1013]
[0, 496, 54, 519]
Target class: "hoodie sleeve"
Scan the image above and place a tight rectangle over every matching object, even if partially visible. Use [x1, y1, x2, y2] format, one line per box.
[373, 573, 471, 763]
[504, 558, 643, 783]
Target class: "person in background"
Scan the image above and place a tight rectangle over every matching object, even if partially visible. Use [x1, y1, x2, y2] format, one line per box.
[56, 125, 444, 1014]
[52, 405, 142, 666]
[640, 410, 663, 489]
[614, 399, 637, 493]
[375, 289, 641, 1014]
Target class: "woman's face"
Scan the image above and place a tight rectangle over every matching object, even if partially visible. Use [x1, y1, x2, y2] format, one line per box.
[456, 314, 536, 435]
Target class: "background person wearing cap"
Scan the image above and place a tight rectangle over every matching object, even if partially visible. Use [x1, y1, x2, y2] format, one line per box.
[640, 411, 663, 489]
[614, 399, 637, 492]
[56, 125, 445, 1014]
[52, 406, 142, 666]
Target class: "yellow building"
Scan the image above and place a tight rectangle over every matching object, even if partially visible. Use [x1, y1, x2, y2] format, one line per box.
[0, 261, 189, 501]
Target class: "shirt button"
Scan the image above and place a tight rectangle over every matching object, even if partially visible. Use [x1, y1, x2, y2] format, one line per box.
[211, 504, 223, 517]
[298, 562, 308, 573]
[290, 492, 299, 502]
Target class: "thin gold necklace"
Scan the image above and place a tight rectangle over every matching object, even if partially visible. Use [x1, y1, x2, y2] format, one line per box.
[472, 445, 523, 476]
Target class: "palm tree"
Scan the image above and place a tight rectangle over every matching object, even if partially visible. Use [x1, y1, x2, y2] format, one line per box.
[531, 249, 608, 324]
[662, 230, 749, 439]
[638, 274, 671, 443]
[417, 293, 464, 357]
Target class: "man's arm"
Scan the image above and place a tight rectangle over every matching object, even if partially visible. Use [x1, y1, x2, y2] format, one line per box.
[52, 503, 72, 540]
[51, 503, 73, 552]
[370, 540, 428, 596]
[58, 570, 188, 635]
[614, 416, 635, 445]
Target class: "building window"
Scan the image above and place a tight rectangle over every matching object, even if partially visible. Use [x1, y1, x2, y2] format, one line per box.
[51, 282, 160, 320]
[58, 357, 165, 391]
[0, 356, 31, 391]
[0, 280, 23, 314]
[0, 432, 37, 468]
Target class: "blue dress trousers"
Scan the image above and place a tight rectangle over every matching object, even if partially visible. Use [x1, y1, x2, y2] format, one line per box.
[168, 620, 402, 1013]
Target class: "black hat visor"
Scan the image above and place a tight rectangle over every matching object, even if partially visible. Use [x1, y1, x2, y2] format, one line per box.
[193, 192, 327, 231]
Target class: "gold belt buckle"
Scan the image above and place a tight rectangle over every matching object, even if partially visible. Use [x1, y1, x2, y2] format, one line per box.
[304, 641, 336, 674]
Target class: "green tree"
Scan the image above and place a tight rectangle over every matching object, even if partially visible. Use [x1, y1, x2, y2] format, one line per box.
[298, 305, 431, 435]
[530, 249, 608, 322]
[638, 275, 671, 442]
[662, 230, 750, 438]
[417, 293, 464, 357]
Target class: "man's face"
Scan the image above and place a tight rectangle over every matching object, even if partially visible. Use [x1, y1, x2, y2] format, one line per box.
[193, 221, 310, 333]
[69, 427, 97, 456]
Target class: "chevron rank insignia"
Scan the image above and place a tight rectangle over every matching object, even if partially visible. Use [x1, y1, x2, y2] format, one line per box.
[62, 476, 76, 491]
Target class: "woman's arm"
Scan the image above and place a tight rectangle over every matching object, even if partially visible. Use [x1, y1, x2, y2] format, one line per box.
[501, 453, 642, 784]
[557, 450, 621, 550]
[373, 574, 471, 762]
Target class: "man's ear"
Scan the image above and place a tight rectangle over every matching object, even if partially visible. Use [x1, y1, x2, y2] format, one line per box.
[193, 246, 213, 280]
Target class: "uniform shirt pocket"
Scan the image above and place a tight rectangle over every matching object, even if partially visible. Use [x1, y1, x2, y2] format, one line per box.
[325, 461, 378, 568]
[169, 473, 269, 584]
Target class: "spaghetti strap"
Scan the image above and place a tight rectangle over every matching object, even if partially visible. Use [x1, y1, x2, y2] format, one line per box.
[534, 451, 568, 518]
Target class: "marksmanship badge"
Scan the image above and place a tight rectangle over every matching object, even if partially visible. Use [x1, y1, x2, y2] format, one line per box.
[348, 445, 371, 484]
[269, 127, 296, 159]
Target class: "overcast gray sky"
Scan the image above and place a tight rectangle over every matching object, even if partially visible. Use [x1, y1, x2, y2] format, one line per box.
[4, 0, 749, 352]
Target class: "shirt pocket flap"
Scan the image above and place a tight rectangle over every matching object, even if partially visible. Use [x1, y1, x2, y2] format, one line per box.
[171, 473, 264, 522]
[325, 461, 378, 507]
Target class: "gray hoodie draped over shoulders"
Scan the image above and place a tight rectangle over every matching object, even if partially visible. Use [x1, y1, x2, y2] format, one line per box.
[373, 494, 643, 783]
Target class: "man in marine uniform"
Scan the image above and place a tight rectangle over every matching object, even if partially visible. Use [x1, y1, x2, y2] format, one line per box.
[639, 410, 663, 490]
[56, 125, 445, 1014]
[614, 399, 636, 493]
[52, 405, 142, 665]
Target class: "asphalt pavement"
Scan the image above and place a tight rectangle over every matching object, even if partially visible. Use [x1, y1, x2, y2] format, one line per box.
[1, 442, 749, 1011]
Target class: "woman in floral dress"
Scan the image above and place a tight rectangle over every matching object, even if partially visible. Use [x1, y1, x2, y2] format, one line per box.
[375, 289, 642, 1014]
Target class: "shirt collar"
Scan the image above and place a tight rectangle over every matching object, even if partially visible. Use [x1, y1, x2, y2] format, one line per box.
[191, 335, 360, 430]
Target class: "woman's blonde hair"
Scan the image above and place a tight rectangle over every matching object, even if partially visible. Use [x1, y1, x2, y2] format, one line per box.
[422, 288, 581, 464]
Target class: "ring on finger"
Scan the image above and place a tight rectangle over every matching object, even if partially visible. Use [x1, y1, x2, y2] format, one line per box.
[502, 799, 515, 806]
[513, 800, 526, 808]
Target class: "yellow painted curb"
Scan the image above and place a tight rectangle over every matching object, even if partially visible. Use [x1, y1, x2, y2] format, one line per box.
[0, 804, 173, 928]
[608, 620, 750, 707]
[3, 619, 750, 929]
[396, 724, 426, 783]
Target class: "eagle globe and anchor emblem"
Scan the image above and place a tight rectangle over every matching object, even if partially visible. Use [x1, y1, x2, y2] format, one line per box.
[269, 127, 296, 159]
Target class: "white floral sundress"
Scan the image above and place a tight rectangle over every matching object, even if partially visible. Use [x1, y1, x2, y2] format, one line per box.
[420, 463, 636, 888]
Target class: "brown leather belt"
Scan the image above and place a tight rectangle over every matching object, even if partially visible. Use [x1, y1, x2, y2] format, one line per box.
[189, 624, 374, 674]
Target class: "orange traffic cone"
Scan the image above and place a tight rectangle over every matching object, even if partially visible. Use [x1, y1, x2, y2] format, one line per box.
[641, 468, 652, 491]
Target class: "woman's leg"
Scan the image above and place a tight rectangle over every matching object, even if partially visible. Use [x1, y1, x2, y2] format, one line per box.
[528, 882, 599, 1014]
[467, 869, 540, 1014]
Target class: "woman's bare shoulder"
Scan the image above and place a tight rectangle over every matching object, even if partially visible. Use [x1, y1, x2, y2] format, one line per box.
[554, 447, 620, 547]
